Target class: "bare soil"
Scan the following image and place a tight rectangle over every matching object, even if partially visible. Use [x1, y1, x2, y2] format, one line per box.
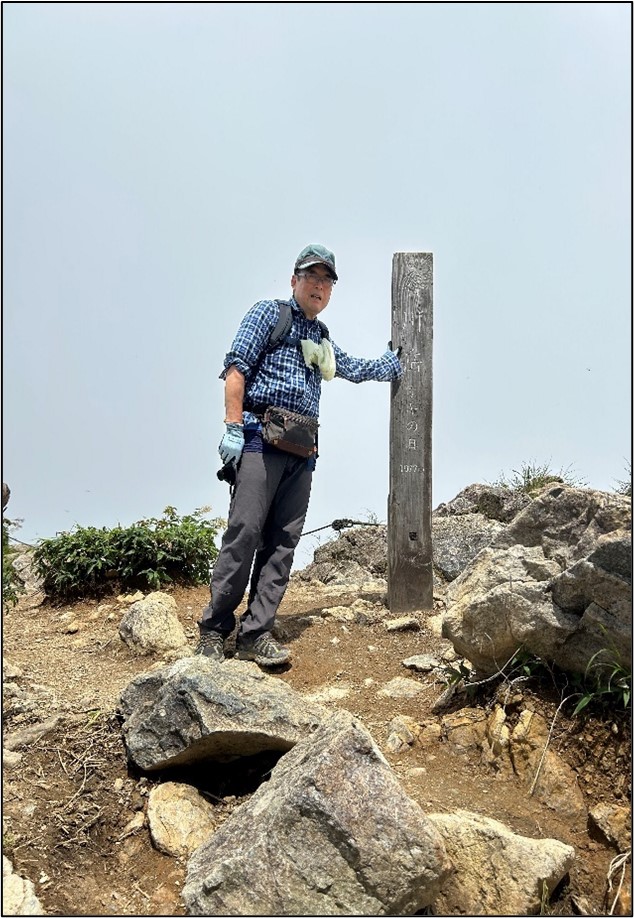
[2, 578, 631, 917]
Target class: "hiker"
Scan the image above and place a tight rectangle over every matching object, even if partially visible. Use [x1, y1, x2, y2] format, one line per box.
[196, 244, 402, 668]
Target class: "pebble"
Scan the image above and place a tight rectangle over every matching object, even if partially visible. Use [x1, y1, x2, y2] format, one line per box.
[402, 654, 439, 672]
[378, 677, 425, 699]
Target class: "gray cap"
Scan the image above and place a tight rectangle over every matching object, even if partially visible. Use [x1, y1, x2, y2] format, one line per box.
[294, 244, 338, 281]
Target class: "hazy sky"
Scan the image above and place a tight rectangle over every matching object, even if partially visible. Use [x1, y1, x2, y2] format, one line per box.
[3, 2, 631, 570]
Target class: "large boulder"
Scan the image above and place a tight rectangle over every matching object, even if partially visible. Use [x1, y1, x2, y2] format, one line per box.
[182, 711, 451, 916]
[429, 810, 575, 915]
[432, 514, 504, 582]
[298, 504, 508, 590]
[433, 482, 531, 522]
[298, 525, 388, 584]
[443, 486, 631, 675]
[118, 656, 327, 771]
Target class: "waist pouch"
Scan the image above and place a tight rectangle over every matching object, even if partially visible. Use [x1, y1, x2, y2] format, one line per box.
[261, 406, 318, 458]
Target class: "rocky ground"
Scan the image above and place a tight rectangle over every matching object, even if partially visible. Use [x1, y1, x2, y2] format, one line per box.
[2, 553, 632, 916]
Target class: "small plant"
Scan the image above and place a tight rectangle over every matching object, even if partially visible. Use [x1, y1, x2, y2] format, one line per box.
[33, 506, 224, 602]
[493, 459, 586, 497]
[2, 829, 20, 856]
[571, 649, 631, 716]
[2, 518, 25, 608]
[614, 459, 632, 497]
[442, 659, 473, 687]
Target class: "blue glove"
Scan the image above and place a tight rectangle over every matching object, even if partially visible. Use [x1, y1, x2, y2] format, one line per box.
[219, 423, 244, 466]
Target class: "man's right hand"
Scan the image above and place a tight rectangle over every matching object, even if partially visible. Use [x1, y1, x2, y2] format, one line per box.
[219, 422, 245, 466]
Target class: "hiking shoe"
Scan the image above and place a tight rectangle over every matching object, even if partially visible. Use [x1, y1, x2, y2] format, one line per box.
[236, 632, 290, 668]
[194, 629, 226, 662]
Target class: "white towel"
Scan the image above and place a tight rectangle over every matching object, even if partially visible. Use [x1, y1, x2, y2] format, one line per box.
[300, 339, 336, 381]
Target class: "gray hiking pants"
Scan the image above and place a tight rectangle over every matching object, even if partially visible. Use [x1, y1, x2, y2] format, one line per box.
[199, 450, 313, 639]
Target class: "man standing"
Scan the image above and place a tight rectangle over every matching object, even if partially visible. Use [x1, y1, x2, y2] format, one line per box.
[196, 244, 402, 668]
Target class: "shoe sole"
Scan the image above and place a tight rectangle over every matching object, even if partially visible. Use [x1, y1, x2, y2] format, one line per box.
[235, 649, 290, 667]
[194, 650, 225, 663]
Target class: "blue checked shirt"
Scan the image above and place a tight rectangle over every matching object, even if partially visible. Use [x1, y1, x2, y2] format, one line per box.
[221, 297, 402, 425]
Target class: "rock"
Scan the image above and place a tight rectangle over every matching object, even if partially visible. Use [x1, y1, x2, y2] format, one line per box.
[118, 591, 187, 655]
[6, 547, 45, 608]
[418, 723, 442, 745]
[299, 526, 388, 583]
[118, 811, 146, 840]
[182, 712, 451, 916]
[3, 677, 60, 723]
[2, 856, 46, 915]
[547, 529, 632, 672]
[299, 507, 510, 590]
[4, 715, 65, 751]
[510, 710, 587, 821]
[433, 483, 532, 522]
[432, 513, 505, 581]
[484, 705, 511, 758]
[384, 615, 420, 632]
[426, 612, 445, 637]
[402, 653, 440, 672]
[443, 487, 631, 676]
[429, 810, 575, 915]
[378, 677, 426, 699]
[385, 715, 420, 752]
[350, 598, 388, 623]
[3, 750, 23, 770]
[441, 709, 488, 752]
[119, 657, 327, 771]
[117, 590, 144, 604]
[304, 684, 352, 703]
[321, 604, 356, 622]
[431, 682, 461, 714]
[147, 783, 217, 857]
[589, 802, 632, 851]
[358, 578, 388, 601]
[2, 482, 10, 511]
[2, 659, 23, 681]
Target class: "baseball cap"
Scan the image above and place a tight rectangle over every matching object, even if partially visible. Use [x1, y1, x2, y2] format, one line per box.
[294, 244, 338, 281]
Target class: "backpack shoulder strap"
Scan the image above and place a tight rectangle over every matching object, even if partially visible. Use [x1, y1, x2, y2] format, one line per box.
[317, 320, 330, 341]
[269, 300, 329, 350]
[268, 300, 294, 350]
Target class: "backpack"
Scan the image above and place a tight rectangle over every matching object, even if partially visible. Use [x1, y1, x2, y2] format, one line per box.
[245, 300, 331, 398]
[268, 299, 329, 351]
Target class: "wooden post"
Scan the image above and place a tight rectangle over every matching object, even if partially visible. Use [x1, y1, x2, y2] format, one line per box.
[388, 253, 433, 613]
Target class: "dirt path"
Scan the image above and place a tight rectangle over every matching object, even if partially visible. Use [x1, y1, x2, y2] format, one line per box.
[2, 579, 631, 916]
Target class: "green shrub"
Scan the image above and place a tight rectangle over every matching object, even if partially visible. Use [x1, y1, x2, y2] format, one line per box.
[493, 459, 586, 497]
[33, 506, 223, 602]
[614, 460, 632, 497]
[2, 519, 25, 608]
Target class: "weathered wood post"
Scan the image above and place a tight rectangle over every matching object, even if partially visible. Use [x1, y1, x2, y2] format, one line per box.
[388, 253, 433, 613]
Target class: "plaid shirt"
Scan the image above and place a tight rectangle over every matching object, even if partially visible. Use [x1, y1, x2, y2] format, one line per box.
[221, 297, 402, 425]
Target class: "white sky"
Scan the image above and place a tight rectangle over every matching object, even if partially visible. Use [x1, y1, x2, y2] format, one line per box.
[3, 2, 631, 571]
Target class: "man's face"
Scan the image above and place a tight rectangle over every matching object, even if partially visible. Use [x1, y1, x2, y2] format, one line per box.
[291, 266, 335, 320]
